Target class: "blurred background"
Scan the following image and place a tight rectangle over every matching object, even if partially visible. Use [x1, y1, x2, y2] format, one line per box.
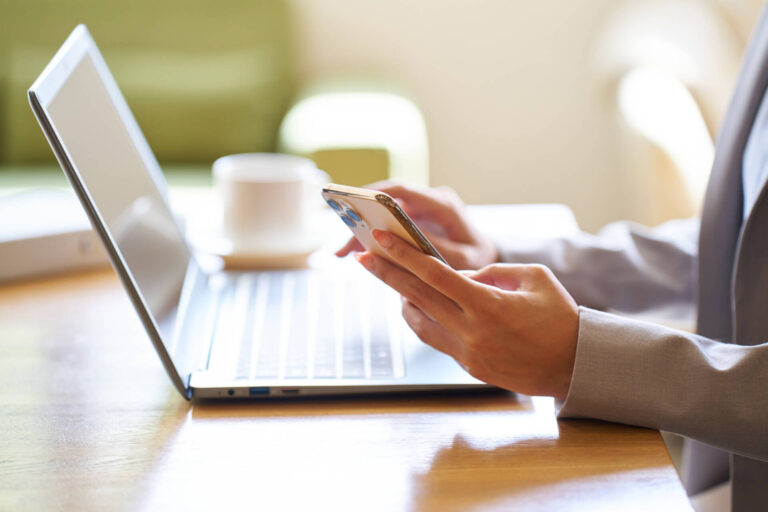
[1, 0, 764, 231]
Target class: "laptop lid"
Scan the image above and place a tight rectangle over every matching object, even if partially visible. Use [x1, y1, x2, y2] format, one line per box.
[28, 25, 203, 399]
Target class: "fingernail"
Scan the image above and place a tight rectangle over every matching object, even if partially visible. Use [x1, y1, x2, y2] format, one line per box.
[354, 252, 374, 271]
[372, 230, 392, 248]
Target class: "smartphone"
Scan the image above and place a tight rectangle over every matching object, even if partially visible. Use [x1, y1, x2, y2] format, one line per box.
[322, 183, 446, 264]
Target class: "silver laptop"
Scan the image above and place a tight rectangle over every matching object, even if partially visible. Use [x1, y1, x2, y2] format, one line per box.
[28, 25, 485, 400]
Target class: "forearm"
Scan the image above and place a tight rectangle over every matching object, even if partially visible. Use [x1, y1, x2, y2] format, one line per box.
[559, 307, 768, 461]
[490, 218, 699, 314]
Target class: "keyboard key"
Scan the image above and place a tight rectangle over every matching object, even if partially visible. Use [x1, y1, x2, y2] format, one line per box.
[283, 274, 308, 378]
[370, 340, 394, 378]
[210, 267, 403, 382]
[234, 274, 257, 380]
[313, 272, 338, 378]
[254, 272, 284, 378]
[341, 278, 366, 378]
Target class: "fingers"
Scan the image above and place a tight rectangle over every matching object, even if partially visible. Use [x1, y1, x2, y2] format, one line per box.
[355, 251, 466, 331]
[366, 181, 472, 241]
[426, 235, 472, 270]
[468, 263, 553, 292]
[335, 237, 363, 257]
[370, 230, 481, 304]
[401, 299, 464, 359]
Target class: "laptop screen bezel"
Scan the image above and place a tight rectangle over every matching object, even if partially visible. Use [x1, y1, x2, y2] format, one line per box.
[28, 25, 194, 400]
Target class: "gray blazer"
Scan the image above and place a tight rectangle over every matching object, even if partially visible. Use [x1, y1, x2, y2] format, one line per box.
[495, 6, 768, 510]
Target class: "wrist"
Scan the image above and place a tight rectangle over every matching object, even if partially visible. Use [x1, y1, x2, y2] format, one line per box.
[554, 304, 579, 400]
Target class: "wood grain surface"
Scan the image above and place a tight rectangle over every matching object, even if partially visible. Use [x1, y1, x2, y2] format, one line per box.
[0, 269, 692, 511]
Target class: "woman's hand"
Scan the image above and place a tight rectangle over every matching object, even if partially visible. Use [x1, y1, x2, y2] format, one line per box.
[336, 181, 499, 270]
[355, 229, 579, 400]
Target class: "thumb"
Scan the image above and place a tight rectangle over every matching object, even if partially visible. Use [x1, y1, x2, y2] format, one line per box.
[427, 235, 469, 270]
[335, 237, 364, 257]
[468, 263, 548, 292]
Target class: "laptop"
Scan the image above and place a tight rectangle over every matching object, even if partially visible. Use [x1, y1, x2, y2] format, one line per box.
[28, 25, 486, 400]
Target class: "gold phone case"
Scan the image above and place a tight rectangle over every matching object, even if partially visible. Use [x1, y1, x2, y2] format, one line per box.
[322, 183, 446, 263]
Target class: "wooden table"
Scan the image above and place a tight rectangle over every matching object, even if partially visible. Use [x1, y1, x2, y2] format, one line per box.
[0, 269, 692, 511]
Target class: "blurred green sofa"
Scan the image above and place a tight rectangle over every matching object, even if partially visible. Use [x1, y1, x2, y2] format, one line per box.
[0, 0, 402, 186]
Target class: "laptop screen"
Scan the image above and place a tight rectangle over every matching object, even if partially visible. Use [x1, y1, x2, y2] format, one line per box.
[30, 27, 196, 394]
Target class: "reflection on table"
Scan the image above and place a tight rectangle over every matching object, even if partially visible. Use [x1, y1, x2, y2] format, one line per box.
[0, 269, 691, 511]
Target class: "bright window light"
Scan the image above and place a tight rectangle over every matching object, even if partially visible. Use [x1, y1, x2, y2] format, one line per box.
[279, 92, 429, 184]
[618, 66, 714, 210]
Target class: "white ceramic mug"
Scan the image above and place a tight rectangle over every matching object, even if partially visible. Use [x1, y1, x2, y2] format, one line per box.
[213, 153, 328, 251]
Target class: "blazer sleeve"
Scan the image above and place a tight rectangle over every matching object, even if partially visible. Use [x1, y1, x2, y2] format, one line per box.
[559, 307, 768, 461]
[490, 217, 699, 314]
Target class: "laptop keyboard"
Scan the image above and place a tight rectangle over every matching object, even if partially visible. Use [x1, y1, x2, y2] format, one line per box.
[207, 268, 404, 381]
